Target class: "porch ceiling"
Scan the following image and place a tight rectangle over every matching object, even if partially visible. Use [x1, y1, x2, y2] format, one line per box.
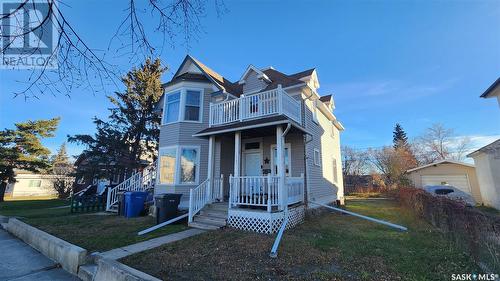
[193, 116, 309, 138]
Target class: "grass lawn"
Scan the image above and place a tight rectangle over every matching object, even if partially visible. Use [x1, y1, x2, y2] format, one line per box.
[0, 199, 188, 252]
[121, 199, 478, 281]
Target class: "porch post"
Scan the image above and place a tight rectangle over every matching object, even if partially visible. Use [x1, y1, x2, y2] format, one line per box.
[207, 135, 215, 201]
[234, 131, 241, 177]
[276, 125, 286, 211]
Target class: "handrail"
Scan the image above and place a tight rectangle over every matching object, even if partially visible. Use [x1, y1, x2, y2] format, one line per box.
[73, 184, 92, 197]
[105, 161, 157, 211]
[209, 87, 301, 127]
[188, 174, 224, 223]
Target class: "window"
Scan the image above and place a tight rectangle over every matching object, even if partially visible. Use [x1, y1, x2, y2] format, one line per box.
[184, 90, 201, 121]
[28, 180, 41, 188]
[331, 124, 335, 138]
[159, 147, 177, 184]
[332, 158, 338, 183]
[165, 92, 181, 123]
[271, 144, 291, 176]
[311, 100, 319, 124]
[163, 88, 203, 124]
[180, 148, 198, 184]
[245, 142, 260, 150]
[314, 148, 321, 166]
[158, 146, 200, 185]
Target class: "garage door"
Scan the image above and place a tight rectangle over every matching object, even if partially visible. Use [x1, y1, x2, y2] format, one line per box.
[421, 175, 471, 193]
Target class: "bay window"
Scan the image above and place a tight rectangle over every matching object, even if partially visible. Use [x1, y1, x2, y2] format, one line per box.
[158, 146, 200, 185]
[163, 88, 203, 124]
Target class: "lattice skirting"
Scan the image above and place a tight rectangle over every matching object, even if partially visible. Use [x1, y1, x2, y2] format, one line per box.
[228, 205, 305, 234]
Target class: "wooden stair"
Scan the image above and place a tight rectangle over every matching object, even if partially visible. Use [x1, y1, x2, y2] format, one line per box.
[189, 202, 228, 230]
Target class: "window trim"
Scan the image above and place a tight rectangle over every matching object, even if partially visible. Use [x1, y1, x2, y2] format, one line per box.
[270, 143, 292, 176]
[162, 87, 204, 125]
[312, 100, 319, 124]
[332, 157, 338, 184]
[157, 145, 201, 186]
[313, 148, 321, 166]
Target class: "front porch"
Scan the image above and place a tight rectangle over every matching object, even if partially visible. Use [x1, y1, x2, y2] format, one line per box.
[189, 123, 307, 233]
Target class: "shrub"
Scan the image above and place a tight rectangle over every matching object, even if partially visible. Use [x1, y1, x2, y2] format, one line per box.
[397, 187, 500, 273]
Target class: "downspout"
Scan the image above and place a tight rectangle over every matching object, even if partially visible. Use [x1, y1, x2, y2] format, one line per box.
[303, 134, 313, 208]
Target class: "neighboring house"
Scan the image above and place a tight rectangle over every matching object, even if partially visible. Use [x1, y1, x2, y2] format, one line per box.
[406, 160, 482, 204]
[467, 139, 500, 209]
[105, 55, 345, 233]
[480, 77, 500, 107]
[5, 170, 72, 199]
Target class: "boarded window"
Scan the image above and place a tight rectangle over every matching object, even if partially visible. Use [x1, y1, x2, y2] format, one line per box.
[159, 147, 177, 184]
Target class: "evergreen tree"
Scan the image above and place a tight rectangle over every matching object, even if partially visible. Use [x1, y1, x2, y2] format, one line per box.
[50, 143, 74, 198]
[69, 58, 165, 179]
[0, 118, 59, 201]
[393, 123, 409, 149]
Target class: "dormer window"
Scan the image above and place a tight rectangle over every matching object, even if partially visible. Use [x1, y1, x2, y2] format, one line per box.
[163, 88, 203, 124]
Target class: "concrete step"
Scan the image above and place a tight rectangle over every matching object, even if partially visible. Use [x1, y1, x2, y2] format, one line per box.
[199, 209, 228, 219]
[194, 215, 226, 226]
[78, 264, 97, 281]
[188, 221, 222, 230]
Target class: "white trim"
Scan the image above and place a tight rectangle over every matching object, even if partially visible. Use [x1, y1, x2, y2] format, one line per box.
[406, 160, 475, 173]
[239, 65, 272, 84]
[312, 100, 319, 124]
[162, 87, 204, 125]
[158, 145, 201, 185]
[193, 120, 311, 137]
[332, 157, 338, 184]
[270, 143, 292, 176]
[313, 148, 321, 166]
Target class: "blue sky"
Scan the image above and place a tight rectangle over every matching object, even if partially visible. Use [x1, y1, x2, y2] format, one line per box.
[1, 0, 499, 158]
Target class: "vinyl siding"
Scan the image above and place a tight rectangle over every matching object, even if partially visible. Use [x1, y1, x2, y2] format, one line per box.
[243, 70, 267, 94]
[156, 85, 214, 205]
[303, 95, 344, 206]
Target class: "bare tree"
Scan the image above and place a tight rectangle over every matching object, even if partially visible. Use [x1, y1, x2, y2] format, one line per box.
[1, 0, 225, 98]
[368, 146, 417, 187]
[414, 123, 471, 163]
[341, 146, 369, 178]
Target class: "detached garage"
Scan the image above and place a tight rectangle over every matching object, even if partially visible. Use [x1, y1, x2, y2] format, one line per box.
[406, 160, 482, 204]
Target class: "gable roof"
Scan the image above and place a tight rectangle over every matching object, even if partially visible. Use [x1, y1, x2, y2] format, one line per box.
[289, 68, 315, 80]
[480, 77, 500, 98]
[239, 65, 271, 84]
[406, 160, 475, 173]
[261, 68, 306, 91]
[467, 138, 500, 157]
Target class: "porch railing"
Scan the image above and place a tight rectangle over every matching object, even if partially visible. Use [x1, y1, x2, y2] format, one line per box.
[229, 174, 304, 212]
[209, 86, 302, 127]
[188, 174, 224, 223]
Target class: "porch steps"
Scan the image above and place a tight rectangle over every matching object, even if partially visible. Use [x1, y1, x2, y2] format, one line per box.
[189, 202, 228, 230]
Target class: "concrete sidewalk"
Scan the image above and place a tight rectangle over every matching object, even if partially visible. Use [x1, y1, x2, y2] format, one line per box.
[100, 228, 205, 260]
[0, 229, 78, 281]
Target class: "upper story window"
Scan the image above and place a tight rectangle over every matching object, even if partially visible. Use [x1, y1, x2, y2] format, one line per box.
[163, 88, 203, 124]
[312, 100, 319, 124]
[314, 148, 321, 166]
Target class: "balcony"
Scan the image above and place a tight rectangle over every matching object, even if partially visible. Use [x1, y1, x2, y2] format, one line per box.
[209, 86, 302, 127]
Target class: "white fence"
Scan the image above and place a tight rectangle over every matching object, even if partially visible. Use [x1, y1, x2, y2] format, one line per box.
[188, 175, 224, 223]
[229, 174, 304, 212]
[209, 87, 302, 127]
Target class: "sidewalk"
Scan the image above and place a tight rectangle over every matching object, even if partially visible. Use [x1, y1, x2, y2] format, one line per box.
[0, 229, 78, 281]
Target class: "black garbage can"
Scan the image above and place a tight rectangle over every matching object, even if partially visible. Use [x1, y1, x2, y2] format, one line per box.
[155, 194, 182, 224]
[118, 192, 126, 216]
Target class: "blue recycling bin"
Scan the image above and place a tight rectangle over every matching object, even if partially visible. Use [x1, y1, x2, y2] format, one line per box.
[124, 191, 148, 218]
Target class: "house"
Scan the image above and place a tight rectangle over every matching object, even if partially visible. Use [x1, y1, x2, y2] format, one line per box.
[467, 140, 500, 209]
[406, 160, 482, 204]
[480, 77, 500, 107]
[4, 170, 71, 199]
[105, 55, 345, 233]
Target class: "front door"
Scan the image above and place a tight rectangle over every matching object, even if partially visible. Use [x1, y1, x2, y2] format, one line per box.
[244, 152, 261, 176]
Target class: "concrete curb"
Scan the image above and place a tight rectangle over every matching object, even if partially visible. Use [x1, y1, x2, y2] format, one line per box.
[93, 257, 161, 281]
[1, 218, 87, 275]
[0, 215, 9, 224]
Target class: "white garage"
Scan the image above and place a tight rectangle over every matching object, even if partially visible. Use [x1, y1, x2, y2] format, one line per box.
[406, 160, 482, 203]
[420, 174, 471, 193]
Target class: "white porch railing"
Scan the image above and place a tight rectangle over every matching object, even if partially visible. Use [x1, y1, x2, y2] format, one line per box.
[105, 161, 157, 212]
[188, 174, 224, 223]
[229, 174, 304, 212]
[209, 86, 302, 127]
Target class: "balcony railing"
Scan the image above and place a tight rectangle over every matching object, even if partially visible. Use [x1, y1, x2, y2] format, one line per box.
[228, 174, 304, 212]
[209, 87, 302, 127]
